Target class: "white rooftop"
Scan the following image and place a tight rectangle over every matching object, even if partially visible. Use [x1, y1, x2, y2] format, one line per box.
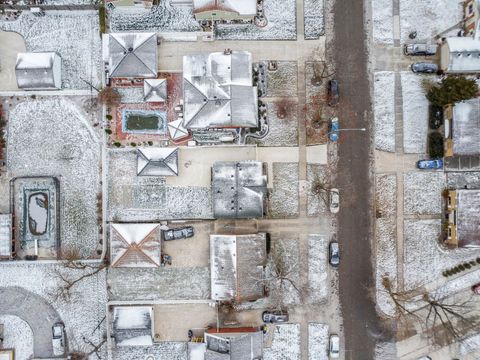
[0, 214, 12, 258]
[168, 118, 189, 141]
[444, 37, 480, 73]
[452, 98, 480, 155]
[15, 52, 61, 90]
[137, 147, 179, 176]
[144, 78, 167, 102]
[193, 0, 257, 16]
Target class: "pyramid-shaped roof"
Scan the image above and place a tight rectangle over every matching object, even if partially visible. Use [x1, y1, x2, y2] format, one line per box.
[168, 119, 189, 141]
[144, 78, 167, 102]
[110, 223, 161, 268]
[137, 147, 179, 176]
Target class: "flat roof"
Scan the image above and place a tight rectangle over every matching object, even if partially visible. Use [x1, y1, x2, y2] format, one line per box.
[453, 98, 480, 155]
[456, 189, 480, 247]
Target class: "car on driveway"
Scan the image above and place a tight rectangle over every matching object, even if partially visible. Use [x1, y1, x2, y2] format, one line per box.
[429, 105, 443, 129]
[416, 159, 443, 169]
[472, 283, 480, 294]
[52, 322, 65, 356]
[327, 80, 339, 107]
[329, 242, 340, 267]
[329, 117, 339, 142]
[262, 311, 289, 323]
[163, 226, 194, 241]
[411, 62, 438, 73]
[329, 188, 339, 213]
[404, 43, 437, 56]
[329, 334, 340, 358]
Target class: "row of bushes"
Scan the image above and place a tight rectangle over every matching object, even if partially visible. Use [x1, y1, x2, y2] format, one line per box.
[442, 258, 480, 277]
[428, 132, 444, 158]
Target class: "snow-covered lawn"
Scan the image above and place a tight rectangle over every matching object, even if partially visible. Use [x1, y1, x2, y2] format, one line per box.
[264, 61, 298, 98]
[399, 0, 463, 42]
[308, 323, 329, 360]
[269, 163, 299, 218]
[7, 98, 101, 258]
[216, 0, 296, 40]
[0, 315, 34, 360]
[403, 172, 445, 215]
[308, 235, 328, 303]
[264, 324, 301, 360]
[1, 10, 101, 89]
[447, 171, 480, 189]
[116, 87, 145, 104]
[304, 0, 324, 40]
[307, 164, 329, 216]
[374, 72, 395, 152]
[0, 262, 107, 358]
[401, 72, 429, 154]
[110, 342, 187, 360]
[372, 0, 393, 44]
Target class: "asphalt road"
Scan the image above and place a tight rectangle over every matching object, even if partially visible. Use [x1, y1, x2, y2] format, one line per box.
[0, 286, 62, 358]
[332, 0, 387, 359]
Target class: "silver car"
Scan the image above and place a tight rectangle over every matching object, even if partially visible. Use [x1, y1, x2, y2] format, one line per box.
[404, 43, 437, 56]
[329, 188, 339, 214]
[52, 322, 65, 356]
[262, 311, 289, 323]
[329, 334, 340, 358]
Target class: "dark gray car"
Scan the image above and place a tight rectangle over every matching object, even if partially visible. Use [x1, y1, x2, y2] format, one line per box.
[163, 226, 194, 241]
[411, 62, 438, 73]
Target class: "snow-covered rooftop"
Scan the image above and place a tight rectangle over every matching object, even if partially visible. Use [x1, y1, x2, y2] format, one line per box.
[456, 189, 480, 247]
[0, 215, 12, 258]
[183, 51, 258, 129]
[137, 147, 179, 176]
[144, 78, 167, 102]
[193, 0, 257, 16]
[452, 98, 480, 155]
[168, 119, 189, 141]
[113, 306, 154, 346]
[443, 37, 480, 73]
[15, 52, 61, 90]
[205, 330, 263, 360]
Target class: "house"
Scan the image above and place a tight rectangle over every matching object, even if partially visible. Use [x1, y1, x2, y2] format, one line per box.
[112, 306, 154, 346]
[15, 52, 61, 90]
[137, 148, 179, 176]
[204, 328, 264, 360]
[144, 78, 167, 102]
[104, 33, 157, 78]
[210, 233, 267, 302]
[439, 37, 480, 73]
[446, 189, 480, 247]
[110, 223, 161, 267]
[463, 0, 480, 38]
[212, 161, 267, 219]
[182, 51, 258, 130]
[192, 0, 257, 22]
[444, 98, 480, 156]
[0, 214, 12, 260]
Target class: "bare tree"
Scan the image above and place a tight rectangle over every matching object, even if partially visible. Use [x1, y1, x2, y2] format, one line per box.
[311, 61, 335, 86]
[275, 97, 296, 119]
[98, 87, 121, 108]
[69, 335, 107, 360]
[310, 164, 334, 207]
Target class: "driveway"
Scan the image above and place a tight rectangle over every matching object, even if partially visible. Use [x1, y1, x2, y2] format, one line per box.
[0, 286, 62, 358]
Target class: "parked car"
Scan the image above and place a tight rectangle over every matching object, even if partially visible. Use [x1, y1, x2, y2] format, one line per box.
[52, 322, 65, 356]
[327, 80, 339, 107]
[417, 357, 432, 360]
[472, 283, 480, 294]
[329, 117, 339, 142]
[329, 242, 340, 267]
[411, 62, 438, 73]
[429, 105, 443, 129]
[163, 226, 194, 241]
[329, 188, 339, 214]
[403, 43, 437, 56]
[262, 311, 289, 323]
[329, 334, 340, 358]
[416, 159, 443, 169]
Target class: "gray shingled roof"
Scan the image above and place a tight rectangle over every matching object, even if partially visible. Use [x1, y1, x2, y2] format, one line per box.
[15, 52, 61, 90]
[137, 148, 179, 176]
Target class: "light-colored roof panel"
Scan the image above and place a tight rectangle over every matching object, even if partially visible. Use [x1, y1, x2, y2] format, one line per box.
[456, 189, 480, 247]
[137, 148, 179, 176]
[15, 52, 61, 89]
[446, 38, 480, 72]
[453, 98, 480, 155]
[144, 78, 167, 102]
[193, 0, 256, 15]
[210, 235, 237, 300]
[0, 215, 12, 258]
[168, 119, 189, 140]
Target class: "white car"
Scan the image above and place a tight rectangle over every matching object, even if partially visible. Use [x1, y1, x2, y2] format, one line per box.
[329, 188, 339, 214]
[329, 334, 340, 358]
[52, 322, 65, 356]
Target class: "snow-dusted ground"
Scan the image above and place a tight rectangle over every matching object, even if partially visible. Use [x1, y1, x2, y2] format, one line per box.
[116, 87, 145, 104]
[216, 0, 296, 40]
[109, 4, 201, 32]
[399, 0, 463, 42]
[264, 61, 298, 98]
[447, 171, 480, 189]
[264, 324, 301, 360]
[403, 219, 480, 291]
[460, 333, 480, 356]
[0, 262, 107, 358]
[304, 0, 324, 40]
[109, 342, 187, 360]
[269, 163, 299, 218]
[0, 315, 34, 360]
[307, 164, 329, 216]
[374, 72, 395, 152]
[1, 10, 101, 90]
[374, 342, 397, 360]
[372, 0, 393, 44]
[308, 235, 328, 303]
[308, 323, 329, 360]
[7, 98, 101, 258]
[375, 174, 397, 316]
[403, 172, 445, 215]
[401, 72, 429, 154]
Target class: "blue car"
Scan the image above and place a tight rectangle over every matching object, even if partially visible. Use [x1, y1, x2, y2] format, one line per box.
[329, 117, 339, 142]
[416, 159, 443, 169]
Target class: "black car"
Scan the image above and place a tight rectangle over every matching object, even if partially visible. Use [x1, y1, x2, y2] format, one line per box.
[163, 226, 194, 241]
[262, 311, 289, 323]
[327, 80, 339, 107]
[429, 105, 443, 129]
[411, 62, 438, 74]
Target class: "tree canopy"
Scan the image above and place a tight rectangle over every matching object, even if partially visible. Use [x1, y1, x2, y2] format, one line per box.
[426, 76, 478, 106]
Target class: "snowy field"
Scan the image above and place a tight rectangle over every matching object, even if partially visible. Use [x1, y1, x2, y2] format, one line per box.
[307, 164, 328, 216]
[0, 263, 107, 358]
[264, 324, 301, 360]
[269, 162, 299, 218]
[108, 4, 200, 32]
[1, 10, 101, 90]
[401, 72, 429, 154]
[216, 0, 296, 40]
[0, 315, 34, 360]
[308, 235, 328, 303]
[375, 174, 397, 316]
[304, 0, 324, 40]
[403, 172, 445, 215]
[374, 72, 395, 152]
[7, 98, 101, 258]
[264, 61, 298, 98]
[308, 323, 329, 360]
[110, 342, 187, 360]
[399, 0, 463, 42]
[371, 0, 393, 44]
